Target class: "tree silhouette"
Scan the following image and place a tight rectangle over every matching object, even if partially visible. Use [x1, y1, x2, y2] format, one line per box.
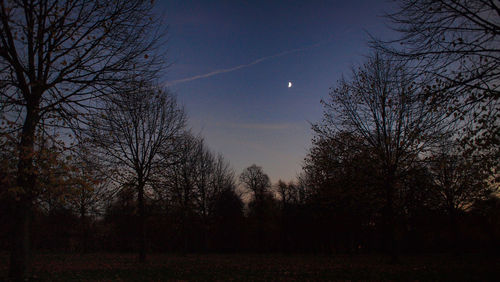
[303, 131, 382, 253]
[153, 133, 237, 252]
[240, 164, 271, 202]
[67, 143, 113, 253]
[0, 0, 164, 278]
[240, 164, 274, 251]
[427, 138, 497, 252]
[373, 0, 500, 157]
[316, 53, 446, 260]
[85, 83, 186, 261]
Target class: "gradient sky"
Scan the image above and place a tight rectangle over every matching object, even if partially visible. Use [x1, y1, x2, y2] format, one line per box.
[157, 0, 396, 183]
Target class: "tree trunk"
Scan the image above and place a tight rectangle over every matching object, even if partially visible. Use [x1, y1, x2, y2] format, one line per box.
[182, 183, 190, 254]
[137, 182, 146, 262]
[9, 199, 31, 280]
[385, 171, 399, 263]
[9, 106, 38, 280]
[449, 207, 460, 255]
[281, 204, 290, 254]
[203, 221, 209, 252]
[80, 207, 88, 253]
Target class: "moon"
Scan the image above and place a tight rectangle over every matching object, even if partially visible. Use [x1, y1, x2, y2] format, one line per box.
[288, 81, 292, 88]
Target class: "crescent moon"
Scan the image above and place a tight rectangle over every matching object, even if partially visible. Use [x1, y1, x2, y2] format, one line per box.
[288, 82, 292, 88]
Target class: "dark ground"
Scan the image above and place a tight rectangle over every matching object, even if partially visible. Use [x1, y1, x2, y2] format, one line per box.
[0, 253, 499, 281]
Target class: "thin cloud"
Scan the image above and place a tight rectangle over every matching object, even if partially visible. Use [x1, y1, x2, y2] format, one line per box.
[164, 42, 321, 86]
[214, 121, 305, 131]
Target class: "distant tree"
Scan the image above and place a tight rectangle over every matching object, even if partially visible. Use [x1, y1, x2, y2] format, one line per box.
[157, 132, 201, 251]
[276, 180, 305, 252]
[469, 194, 500, 251]
[430, 142, 496, 217]
[211, 186, 244, 252]
[373, 0, 500, 155]
[85, 83, 186, 261]
[239, 164, 271, 202]
[303, 131, 382, 253]
[240, 164, 274, 251]
[427, 138, 498, 251]
[154, 132, 238, 251]
[104, 183, 137, 252]
[316, 53, 446, 260]
[0, 0, 164, 278]
[295, 172, 313, 204]
[191, 142, 235, 250]
[398, 162, 437, 218]
[276, 180, 292, 207]
[209, 154, 237, 208]
[67, 144, 114, 253]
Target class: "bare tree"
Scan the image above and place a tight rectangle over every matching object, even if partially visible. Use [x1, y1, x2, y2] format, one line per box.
[192, 145, 235, 250]
[276, 180, 292, 207]
[427, 137, 498, 251]
[85, 83, 186, 262]
[0, 0, 164, 278]
[373, 0, 500, 153]
[239, 164, 272, 251]
[67, 143, 114, 253]
[295, 172, 313, 204]
[159, 132, 202, 252]
[316, 53, 446, 260]
[193, 141, 215, 220]
[154, 132, 236, 251]
[239, 164, 271, 202]
[210, 154, 236, 200]
[276, 179, 303, 253]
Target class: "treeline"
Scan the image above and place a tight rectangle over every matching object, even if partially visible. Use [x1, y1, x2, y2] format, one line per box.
[1, 155, 499, 256]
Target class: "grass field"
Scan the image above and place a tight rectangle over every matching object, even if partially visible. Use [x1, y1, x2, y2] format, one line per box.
[1, 252, 499, 281]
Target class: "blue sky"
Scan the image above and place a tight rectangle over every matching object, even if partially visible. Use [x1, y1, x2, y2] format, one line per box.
[156, 0, 396, 182]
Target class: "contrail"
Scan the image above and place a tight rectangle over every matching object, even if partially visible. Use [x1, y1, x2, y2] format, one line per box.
[164, 42, 321, 86]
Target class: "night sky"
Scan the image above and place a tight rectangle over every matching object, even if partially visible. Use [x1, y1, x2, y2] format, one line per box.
[157, 0, 396, 182]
